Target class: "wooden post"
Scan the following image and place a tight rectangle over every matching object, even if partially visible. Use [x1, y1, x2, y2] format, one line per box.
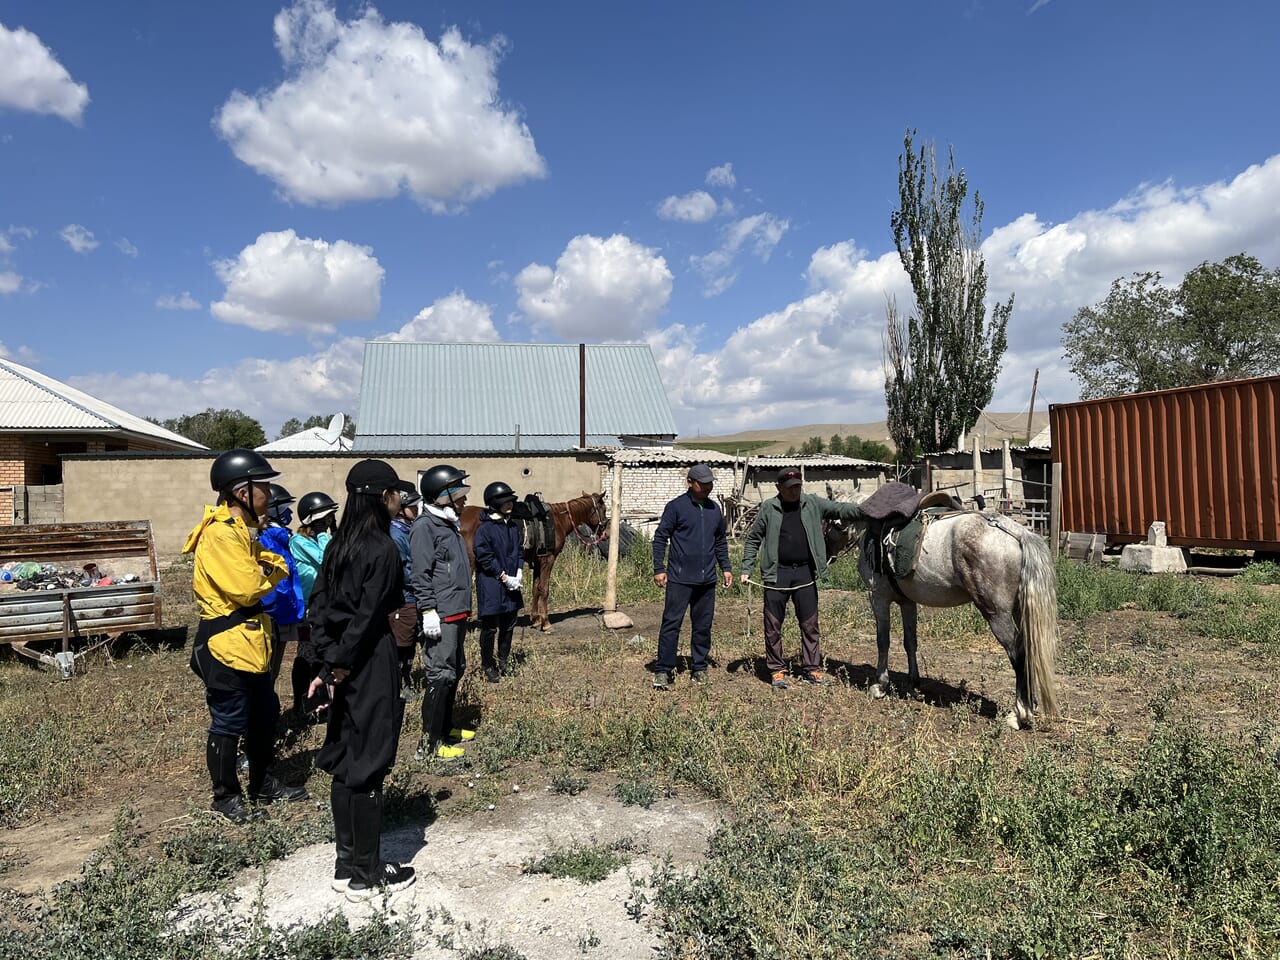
[1025, 368, 1039, 444]
[971, 436, 982, 501]
[1050, 461, 1063, 555]
[602, 462, 632, 629]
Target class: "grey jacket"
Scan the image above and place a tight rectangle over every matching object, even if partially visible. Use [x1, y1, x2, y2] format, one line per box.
[741, 494, 866, 584]
[410, 508, 473, 618]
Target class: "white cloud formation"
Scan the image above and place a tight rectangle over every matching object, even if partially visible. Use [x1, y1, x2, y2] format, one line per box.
[211, 229, 384, 335]
[0, 23, 89, 123]
[215, 0, 545, 208]
[387, 291, 501, 342]
[690, 212, 789, 296]
[60, 224, 98, 254]
[649, 152, 1280, 434]
[0, 271, 22, 295]
[0, 236, 12, 256]
[705, 163, 736, 188]
[115, 238, 139, 258]
[156, 292, 201, 311]
[515, 234, 673, 340]
[657, 190, 718, 223]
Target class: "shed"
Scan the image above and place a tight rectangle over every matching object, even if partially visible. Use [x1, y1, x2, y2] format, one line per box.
[354, 341, 677, 452]
[0, 358, 203, 525]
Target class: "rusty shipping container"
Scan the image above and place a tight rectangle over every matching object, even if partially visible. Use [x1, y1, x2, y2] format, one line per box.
[1050, 376, 1280, 550]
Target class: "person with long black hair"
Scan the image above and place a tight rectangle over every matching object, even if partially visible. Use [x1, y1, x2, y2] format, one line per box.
[307, 460, 417, 900]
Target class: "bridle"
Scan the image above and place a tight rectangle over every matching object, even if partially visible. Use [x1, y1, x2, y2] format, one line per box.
[559, 494, 607, 547]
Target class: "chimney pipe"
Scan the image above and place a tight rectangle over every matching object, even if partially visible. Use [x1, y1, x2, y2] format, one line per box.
[579, 343, 586, 449]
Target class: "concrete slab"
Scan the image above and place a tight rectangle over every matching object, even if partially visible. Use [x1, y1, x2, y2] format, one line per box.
[1119, 543, 1187, 574]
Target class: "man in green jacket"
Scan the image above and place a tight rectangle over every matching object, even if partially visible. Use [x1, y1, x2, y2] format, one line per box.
[740, 468, 867, 688]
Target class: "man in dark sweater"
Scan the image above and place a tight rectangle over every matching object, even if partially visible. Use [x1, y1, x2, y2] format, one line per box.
[741, 467, 867, 688]
[651, 464, 732, 688]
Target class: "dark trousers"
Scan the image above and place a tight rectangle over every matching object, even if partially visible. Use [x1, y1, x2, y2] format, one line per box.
[656, 580, 716, 674]
[479, 610, 518, 671]
[763, 564, 821, 672]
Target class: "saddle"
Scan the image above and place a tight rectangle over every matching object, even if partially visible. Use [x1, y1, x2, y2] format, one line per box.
[859, 483, 966, 580]
[516, 493, 556, 555]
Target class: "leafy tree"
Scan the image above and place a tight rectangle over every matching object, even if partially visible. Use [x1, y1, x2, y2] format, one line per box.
[799, 436, 825, 455]
[828, 435, 845, 455]
[785, 445, 797, 456]
[276, 412, 358, 441]
[157, 408, 266, 449]
[1063, 253, 1280, 399]
[884, 130, 1011, 458]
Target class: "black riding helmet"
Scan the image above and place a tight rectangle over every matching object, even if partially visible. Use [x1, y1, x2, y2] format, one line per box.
[267, 483, 294, 524]
[297, 491, 339, 527]
[483, 481, 517, 511]
[420, 464, 469, 504]
[209, 449, 280, 523]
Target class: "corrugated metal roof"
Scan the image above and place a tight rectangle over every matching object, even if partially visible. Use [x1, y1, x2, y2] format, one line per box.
[0, 358, 205, 449]
[751, 454, 890, 469]
[355, 433, 624, 453]
[257, 427, 355, 453]
[355, 342, 676, 451]
[610, 447, 741, 466]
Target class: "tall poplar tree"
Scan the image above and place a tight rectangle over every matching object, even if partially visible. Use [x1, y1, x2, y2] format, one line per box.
[884, 131, 1011, 457]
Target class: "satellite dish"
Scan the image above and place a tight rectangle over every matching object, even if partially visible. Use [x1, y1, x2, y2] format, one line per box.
[321, 413, 345, 446]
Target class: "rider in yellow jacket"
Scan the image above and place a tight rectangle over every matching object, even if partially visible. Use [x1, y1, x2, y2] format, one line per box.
[187, 449, 309, 822]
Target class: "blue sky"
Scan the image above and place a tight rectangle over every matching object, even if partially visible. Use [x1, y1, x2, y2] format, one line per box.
[2, 0, 1278, 439]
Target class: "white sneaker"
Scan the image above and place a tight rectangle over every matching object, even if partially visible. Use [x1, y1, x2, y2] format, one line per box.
[331, 876, 351, 893]
[345, 862, 416, 901]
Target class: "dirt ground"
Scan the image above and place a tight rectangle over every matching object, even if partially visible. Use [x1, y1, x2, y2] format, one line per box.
[4, 566, 1277, 954]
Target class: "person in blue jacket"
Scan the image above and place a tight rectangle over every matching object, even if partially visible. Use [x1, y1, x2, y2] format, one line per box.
[388, 483, 422, 695]
[473, 481, 524, 683]
[260, 484, 305, 686]
[287, 491, 338, 721]
[651, 464, 732, 689]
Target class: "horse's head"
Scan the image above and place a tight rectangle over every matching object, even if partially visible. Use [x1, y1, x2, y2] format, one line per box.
[580, 490, 607, 532]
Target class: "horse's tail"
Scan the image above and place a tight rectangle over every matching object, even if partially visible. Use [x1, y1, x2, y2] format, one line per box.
[1017, 529, 1059, 717]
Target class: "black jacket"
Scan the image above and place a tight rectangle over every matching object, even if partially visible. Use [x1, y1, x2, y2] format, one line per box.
[474, 514, 523, 617]
[652, 491, 730, 586]
[307, 533, 403, 673]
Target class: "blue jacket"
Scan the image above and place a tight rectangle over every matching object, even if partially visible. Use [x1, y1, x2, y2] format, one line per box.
[652, 491, 730, 586]
[474, 514, 523, 617]
[390, 518, 416, 605]
[289, 531, 329, 606]
[258, 524, 304, 625]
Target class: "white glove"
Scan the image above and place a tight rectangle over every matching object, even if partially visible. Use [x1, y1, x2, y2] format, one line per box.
[510, 569, 523, 591]
[504, 571, 522, 592]
[421, 610, 441, 638]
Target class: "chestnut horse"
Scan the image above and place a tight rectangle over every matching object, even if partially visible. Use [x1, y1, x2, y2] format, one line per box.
[459, 492, 607, 632]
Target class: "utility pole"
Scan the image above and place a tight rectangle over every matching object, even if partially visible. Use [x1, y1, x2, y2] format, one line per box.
[1025, 368, 1039, 444]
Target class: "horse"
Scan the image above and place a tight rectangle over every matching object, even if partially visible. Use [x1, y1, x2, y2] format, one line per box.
[459, 491, 607, 633]
[855, 510, 1059, 730]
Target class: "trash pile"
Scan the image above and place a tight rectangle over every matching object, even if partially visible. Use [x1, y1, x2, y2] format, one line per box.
[0, 561, 141, 591]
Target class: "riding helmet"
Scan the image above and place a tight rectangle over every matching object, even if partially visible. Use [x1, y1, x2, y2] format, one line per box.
[420, 464, 470, 503]
[483, 481, 517, 511]
[297, 491, 339, 526]
[209, 449, 280, 493]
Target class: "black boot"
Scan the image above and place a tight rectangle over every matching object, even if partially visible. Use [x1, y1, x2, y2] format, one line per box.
[246, 731, 308, 804]
[345, 788, 415, 901]
[208, 734, 258, 823]
[479, 620, 498, 677]
[331, 780, 355, 892]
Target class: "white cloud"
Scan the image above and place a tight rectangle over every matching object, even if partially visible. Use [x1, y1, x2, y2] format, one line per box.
[690, 212, 789, 296]
[386, 291, 501, 342]
[0, 271, 21, 295]
[115, 237, 139, 258]
[705, 163, 735, 188]
[211, 229, 384, 335]
[0, 23, 89, 123]
[215, 0, 545, 208]
[156, 292, 201, 311]
[650, 152, 1280, 435]
[657, 190, 718, 223]
[515, 233, 673, 339]
[60, 224, 98, 254]
[0, 236, 12, 256]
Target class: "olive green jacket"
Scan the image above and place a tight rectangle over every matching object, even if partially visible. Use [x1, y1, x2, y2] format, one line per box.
[740, 494, 866, 584]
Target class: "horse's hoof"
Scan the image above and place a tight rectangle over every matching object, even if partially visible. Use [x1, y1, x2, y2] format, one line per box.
[871, 683, 888, 700]
[540, 625, 554, 634]
[1004, 712, 1023, 731]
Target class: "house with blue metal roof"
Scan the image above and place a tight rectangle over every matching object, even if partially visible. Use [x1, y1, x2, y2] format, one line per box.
[353, 341, 677, 453]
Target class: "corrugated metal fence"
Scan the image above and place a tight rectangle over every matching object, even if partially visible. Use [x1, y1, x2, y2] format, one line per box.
[1050, 376, 1280, 550]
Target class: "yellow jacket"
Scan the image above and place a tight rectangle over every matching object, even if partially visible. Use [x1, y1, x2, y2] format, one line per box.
[184, 504, 289, 674]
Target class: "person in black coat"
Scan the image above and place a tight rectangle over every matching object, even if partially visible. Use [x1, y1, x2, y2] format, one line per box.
[474, 481, 524, 683]
[307, 459, 417, 902]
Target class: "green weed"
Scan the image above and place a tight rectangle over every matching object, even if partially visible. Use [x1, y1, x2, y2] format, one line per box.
[522, 837, 635, 883]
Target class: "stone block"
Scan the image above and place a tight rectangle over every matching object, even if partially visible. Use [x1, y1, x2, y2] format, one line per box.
[1146, 521, 1168, 547]
[1119, 543, 1187, 575]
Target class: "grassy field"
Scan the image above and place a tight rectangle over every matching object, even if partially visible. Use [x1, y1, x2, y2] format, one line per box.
[4, 542, 1280, 958]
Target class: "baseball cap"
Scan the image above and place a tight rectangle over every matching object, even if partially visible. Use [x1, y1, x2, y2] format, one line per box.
[346, 459, 403, 495]
[687, 464, 715, 483]
[776, 468, 803, 487]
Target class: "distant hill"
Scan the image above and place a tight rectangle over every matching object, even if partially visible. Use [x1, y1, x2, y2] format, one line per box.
[677, 411, 1051, 456]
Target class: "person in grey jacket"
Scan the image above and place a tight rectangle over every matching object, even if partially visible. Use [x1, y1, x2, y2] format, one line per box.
[651, 464, 732, 689]
[741, 468, 867, 688]
[409, 463, 474, 760]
